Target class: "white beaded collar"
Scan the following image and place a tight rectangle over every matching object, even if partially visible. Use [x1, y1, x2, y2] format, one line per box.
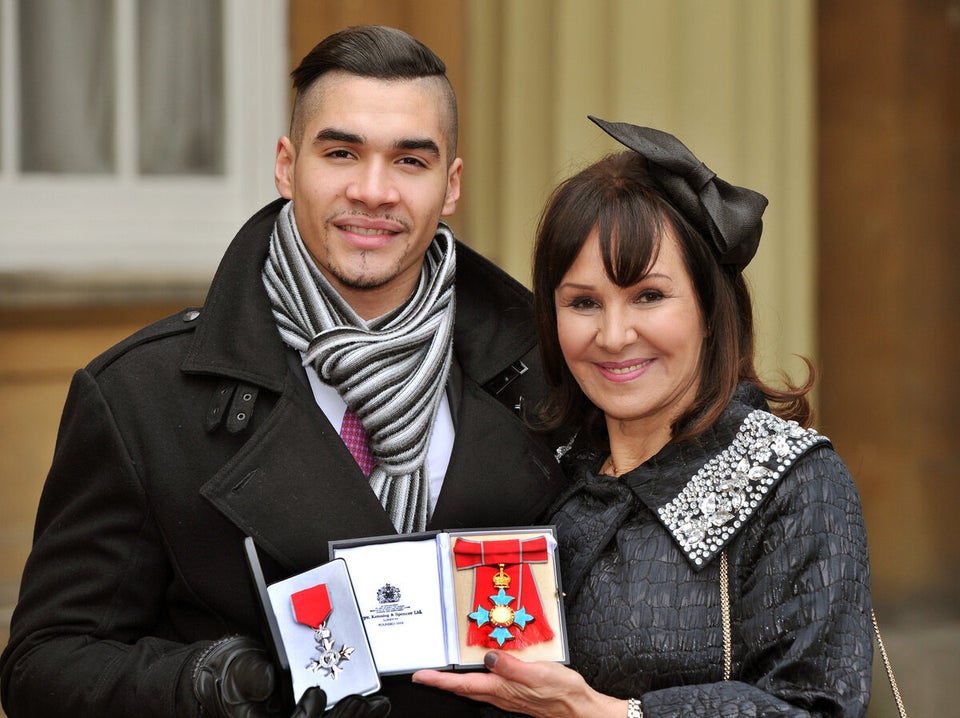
[657, 409, 829, 569]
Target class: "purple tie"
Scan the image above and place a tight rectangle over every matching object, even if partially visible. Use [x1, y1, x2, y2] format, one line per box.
[340, 407, 376, 476]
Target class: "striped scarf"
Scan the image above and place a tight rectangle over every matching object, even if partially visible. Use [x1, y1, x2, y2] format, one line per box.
[262, 202, 456, 533]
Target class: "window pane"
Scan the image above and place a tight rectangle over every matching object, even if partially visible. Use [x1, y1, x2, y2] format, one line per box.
[138, 0, 224, 175]
[19, 0, 116, 173]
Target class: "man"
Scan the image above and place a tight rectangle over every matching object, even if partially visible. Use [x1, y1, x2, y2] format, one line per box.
[0, 26, 566, 718]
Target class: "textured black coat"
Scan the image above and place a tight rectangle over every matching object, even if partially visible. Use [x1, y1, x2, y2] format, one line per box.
[551, 385, 872, 717]
[0, 200, 567, 718]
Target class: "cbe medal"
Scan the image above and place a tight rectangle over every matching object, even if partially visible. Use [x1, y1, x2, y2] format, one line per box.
[468, 563, 536, 646]
[454, 536, 555, 650]
[290, 583, 354, 678]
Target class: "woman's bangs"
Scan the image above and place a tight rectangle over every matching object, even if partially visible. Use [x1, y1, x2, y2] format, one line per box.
[597, 194, 664, 287]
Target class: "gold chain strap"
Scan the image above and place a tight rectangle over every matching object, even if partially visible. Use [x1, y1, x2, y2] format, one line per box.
[720, 549, 732, 681]
[871, 609, 908, 718]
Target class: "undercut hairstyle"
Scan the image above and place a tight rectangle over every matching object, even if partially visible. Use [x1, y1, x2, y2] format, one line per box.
[532, 150, 813, 446]
[288, 25, 459, 163]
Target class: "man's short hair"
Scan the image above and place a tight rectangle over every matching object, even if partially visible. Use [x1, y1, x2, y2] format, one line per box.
[289, 25, 459, 162]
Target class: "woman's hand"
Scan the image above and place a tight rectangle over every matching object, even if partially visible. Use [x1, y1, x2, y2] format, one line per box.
[411, 650, 626, 718]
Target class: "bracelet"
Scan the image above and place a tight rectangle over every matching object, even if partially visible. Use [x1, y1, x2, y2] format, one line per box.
[627, 697, 643, 718]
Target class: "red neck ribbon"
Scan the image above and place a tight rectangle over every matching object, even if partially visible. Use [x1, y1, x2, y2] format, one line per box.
[453, 536, 549, 569]
[291, 583, 332, 629]
[453, 537, 554, 650]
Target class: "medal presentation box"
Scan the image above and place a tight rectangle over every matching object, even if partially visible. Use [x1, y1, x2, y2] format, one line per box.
[243, 538, 381, 706]
[329, 526, 568, 675]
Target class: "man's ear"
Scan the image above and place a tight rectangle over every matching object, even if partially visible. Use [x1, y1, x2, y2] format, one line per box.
[274, 136, 296, 199]
[441, 157, 463, 217]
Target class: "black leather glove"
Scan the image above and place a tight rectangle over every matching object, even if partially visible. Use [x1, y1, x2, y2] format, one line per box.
[191, 635, 390, 718]
[192, 635, 287, 718]
[323, 694, 391, 718]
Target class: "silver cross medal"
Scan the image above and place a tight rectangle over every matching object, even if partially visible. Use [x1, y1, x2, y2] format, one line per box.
[307, 624, 354, 678]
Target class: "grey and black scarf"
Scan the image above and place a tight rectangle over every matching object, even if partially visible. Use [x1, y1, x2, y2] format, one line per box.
[262, 201, 456, 533]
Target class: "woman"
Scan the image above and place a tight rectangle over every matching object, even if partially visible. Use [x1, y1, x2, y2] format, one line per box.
[412, 118, 873, 717]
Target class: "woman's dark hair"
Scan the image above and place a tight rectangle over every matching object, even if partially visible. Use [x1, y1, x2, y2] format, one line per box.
[288, 25, 458, 158]
[532, 150, 813, 445]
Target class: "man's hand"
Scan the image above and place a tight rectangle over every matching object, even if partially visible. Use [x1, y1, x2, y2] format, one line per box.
[192, 636, 283, 717]
[192, 635, 391, 717]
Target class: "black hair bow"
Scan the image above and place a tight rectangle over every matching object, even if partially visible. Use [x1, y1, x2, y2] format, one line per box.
[588, 116, 768, 270]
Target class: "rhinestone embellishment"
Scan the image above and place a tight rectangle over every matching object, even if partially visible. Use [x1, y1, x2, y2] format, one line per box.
[658, 410, 828, 566]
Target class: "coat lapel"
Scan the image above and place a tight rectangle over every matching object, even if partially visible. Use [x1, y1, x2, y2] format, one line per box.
[200, 376, 396, 573]
[202, 372, 564, 573]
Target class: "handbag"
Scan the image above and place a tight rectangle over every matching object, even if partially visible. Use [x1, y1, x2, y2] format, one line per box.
[719, 551, 909, 717]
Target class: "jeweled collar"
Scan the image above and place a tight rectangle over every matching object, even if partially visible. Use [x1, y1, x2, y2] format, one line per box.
[656, 409, 828, 569]
[616, 388, 830, 571]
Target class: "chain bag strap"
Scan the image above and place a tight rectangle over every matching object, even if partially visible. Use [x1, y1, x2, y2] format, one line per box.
[871, 610, 909, 718]
[719, 549, 732, 681]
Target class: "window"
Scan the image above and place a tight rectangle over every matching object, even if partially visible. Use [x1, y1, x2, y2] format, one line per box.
[0, 0, 287, 285]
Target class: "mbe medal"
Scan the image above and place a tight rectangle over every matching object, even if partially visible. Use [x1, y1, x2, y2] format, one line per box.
[290, 583, 355, 678]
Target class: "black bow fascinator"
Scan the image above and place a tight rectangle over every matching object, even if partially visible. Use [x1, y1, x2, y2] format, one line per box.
[588, 116, 768, 270]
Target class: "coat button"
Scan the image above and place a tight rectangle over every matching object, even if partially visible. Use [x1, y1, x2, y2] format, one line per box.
[183, 309, 201, 322]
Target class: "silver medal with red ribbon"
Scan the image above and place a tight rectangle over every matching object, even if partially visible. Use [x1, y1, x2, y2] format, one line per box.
[291, 583, 354, 678]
